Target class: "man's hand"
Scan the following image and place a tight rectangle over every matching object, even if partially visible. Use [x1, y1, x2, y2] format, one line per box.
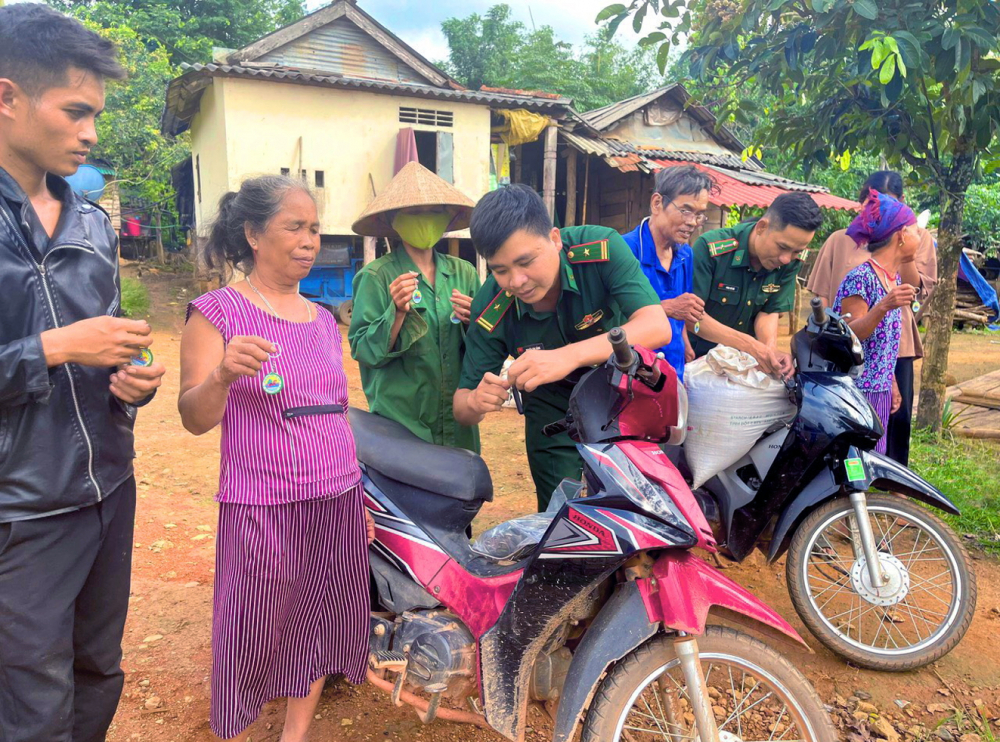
[684, 331, 696, 363]
[662, 293, 705, 324]
[507, 348, 581, 393]
[42, 316, 153, 368]
[110, 363, 165, 404]
[450, 290, 474, 324]
[879, 284, 918, 311]
[468, 372, 511, 416]
[747, 339, 794, 379]
[365, 510, 376, 545]
[213, 336, 276, 386]
[389, 272, 420, 313]
[891, 377, 902, 413]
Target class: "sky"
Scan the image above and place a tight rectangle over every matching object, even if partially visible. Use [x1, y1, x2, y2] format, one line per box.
[307, 0, 660, 65]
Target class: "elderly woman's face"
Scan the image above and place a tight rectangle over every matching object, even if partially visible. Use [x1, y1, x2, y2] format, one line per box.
[251, 188, 321, 281]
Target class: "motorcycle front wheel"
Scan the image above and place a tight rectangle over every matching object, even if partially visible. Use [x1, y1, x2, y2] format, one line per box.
[786, 492, 977, 671]
[580, 626, 835, 742]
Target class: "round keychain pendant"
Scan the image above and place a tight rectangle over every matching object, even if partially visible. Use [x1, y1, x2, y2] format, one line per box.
[911, 300, 921, 313]
[262, 372, 284, 395]
[412, 288, 423, 305]
[450, 311, 462, 324]
[131, 348, 154, 367]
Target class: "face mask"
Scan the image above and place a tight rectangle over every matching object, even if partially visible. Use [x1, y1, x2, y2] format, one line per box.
[392, 210, 452, 249]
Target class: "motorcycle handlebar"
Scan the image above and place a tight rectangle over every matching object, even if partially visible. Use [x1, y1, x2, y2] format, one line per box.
[609, 327, 635, 370]
[810, 298, 826, 326]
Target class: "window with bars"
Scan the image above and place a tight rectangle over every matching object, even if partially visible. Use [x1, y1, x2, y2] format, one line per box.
[398, 106, 454, 127]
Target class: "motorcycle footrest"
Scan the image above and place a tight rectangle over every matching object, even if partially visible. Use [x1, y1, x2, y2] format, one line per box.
[369, 650, 407, 671]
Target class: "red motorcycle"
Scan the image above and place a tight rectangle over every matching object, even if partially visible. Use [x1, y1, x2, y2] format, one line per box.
[351, 328, 835, 742]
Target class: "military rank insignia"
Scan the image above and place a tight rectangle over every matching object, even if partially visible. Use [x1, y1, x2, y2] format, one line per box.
[475, 288, 515, 332]
[707, 238, 738, 257]
[566, 240, 610, 263]
[574, 309, 604, 330]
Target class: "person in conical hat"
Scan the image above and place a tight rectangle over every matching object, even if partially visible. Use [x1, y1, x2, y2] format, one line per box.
[348, 162, 482, 452]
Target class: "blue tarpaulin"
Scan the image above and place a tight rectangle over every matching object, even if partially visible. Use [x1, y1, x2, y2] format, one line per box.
[958, 251, 1000, 329]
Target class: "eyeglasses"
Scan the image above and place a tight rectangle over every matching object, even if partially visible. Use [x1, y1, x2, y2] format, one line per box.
[666, 200, 708, 225]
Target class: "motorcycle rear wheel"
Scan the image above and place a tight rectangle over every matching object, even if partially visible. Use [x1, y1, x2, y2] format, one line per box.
[786, 492, 976, 671]
[580, 626, 835, 742]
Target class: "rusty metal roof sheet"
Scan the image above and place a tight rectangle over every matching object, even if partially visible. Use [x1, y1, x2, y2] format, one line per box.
[653, 160, 861, 212]
[561, 130, 757, 172]
[161, 63, 573, 136]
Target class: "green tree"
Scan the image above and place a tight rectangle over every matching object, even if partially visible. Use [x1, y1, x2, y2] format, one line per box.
[600, 0, 1000, 431]
[441, 4, 524, 91]
[442, 4, 658, 111]
[54, 0, 305, 63]
[83, 22, 190, 212]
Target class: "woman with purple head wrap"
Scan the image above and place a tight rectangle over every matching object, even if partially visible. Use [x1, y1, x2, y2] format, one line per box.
[833, 190, 921, 453]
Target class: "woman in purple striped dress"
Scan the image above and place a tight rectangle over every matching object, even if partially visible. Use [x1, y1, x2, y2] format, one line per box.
[178, 176, 374, 742]
[834, 190, 920, 453]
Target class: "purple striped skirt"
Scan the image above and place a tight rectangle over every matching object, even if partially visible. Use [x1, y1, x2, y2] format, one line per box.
[210, 485, 369, 738]
[863, 389, 893, 454]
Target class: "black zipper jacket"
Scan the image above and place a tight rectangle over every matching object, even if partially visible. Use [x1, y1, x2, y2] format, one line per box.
[0, 167, 137, 521]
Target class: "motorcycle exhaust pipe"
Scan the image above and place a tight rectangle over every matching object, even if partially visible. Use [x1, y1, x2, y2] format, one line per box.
[673, 635, 723, 742]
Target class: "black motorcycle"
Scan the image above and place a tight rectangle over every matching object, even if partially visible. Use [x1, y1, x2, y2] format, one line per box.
[677, 298, 977, 671]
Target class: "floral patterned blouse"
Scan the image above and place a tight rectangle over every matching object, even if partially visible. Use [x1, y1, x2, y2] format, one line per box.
[834, 262, 901, 392]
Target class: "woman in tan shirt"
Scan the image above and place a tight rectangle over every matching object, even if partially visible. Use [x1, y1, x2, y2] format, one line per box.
[807, 171, 937, 466]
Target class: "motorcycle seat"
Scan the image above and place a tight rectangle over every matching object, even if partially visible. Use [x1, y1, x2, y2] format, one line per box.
[349, 409, 493, 503]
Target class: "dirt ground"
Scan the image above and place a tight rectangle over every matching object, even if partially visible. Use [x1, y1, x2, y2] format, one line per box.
[107, 266, 1000, 742]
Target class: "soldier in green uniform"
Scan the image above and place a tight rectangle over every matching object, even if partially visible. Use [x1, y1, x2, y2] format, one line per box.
[349, 162, 481, 452]
[688, 192, 823, 377]
[453, 185, 671, 510]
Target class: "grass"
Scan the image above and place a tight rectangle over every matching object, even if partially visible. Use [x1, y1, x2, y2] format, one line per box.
[120, 276, 151, 318]
[910, 428, 1000, 555]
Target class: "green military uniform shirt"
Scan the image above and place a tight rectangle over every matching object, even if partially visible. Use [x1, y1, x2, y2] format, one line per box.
[690, 219, 801, 358]
[458, 225, 660, 510]
[349, 248, 481, 452]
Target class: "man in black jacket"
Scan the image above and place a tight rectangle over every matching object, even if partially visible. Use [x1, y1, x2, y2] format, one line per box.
[0, 6, 166, 740]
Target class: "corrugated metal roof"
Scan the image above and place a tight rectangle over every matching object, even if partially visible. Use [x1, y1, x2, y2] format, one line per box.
[258, 16, 430, 84]
[581, 86, 682, 131]
[653, 160, 861, 212]
[161, 63, 573, 136]
[577, 84, 750, 162]
[561, 130, 758, 172]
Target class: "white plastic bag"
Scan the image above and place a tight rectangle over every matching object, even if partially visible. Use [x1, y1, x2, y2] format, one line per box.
[500, 357, 516, 408]
[683, 346, 796, 488]
[470, 479, 585, 561]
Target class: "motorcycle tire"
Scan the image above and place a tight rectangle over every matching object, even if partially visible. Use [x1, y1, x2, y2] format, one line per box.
[786, 493, 977, 672]
[580, 626, 835, 742]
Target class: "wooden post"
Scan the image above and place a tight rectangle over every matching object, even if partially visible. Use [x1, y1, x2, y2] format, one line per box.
[581, 156, 590, 224]
[363, 236, 376, 266]
[154, 211, 165, 263]
[448, 238, 459, 257]
[565, 147, 577, 227]
[542, 124, 558, 220]
[788, 277, 804, 334]
[513, 144, 523, 184]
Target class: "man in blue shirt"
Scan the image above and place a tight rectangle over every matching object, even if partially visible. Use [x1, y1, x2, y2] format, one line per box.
[622, 165, 717, 379]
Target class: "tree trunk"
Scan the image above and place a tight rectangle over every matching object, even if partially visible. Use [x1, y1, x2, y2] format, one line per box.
[916, 152, 975, 431]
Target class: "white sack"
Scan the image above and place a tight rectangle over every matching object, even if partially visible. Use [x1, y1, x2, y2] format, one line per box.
[683, 346, 796, 488]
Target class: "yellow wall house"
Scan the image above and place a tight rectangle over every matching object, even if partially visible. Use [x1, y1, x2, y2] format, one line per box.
[161, 0, 570, 305]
